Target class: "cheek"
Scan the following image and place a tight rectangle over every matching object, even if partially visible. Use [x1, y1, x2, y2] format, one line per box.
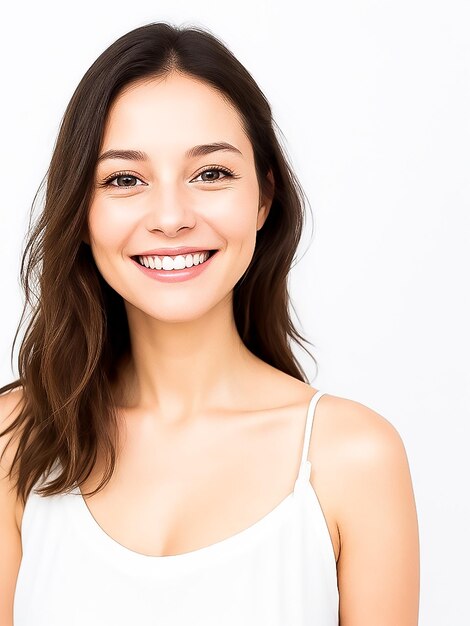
[87, 200, 132, 253]
[86, 202, 135, 289]
[209, 183, 260, 249]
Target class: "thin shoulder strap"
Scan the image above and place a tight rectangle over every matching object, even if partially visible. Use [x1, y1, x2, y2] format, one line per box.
[295, 390, 326, 486]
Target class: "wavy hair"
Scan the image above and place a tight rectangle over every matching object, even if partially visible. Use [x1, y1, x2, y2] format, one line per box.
[0, 22, 316, 505]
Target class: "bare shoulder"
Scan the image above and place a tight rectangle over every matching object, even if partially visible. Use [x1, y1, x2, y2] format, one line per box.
[0, 387, 26, 474]
[0, 387, 26, 625]
[312, 392, 416, 532]
[0, 388, 26, 527]
[315, 392, 408, 461]
[314, 393, 420, 625]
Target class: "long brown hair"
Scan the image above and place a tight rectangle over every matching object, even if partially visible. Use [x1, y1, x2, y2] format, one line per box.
[0, 22, 317, 505]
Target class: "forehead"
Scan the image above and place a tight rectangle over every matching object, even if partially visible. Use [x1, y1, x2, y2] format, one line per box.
[100, 73, 251, 159]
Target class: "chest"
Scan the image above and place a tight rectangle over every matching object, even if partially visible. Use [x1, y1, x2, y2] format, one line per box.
[75, 405, 340, 562]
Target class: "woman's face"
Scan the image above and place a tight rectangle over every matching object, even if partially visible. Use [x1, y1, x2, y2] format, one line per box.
[87, 72, 272, 323]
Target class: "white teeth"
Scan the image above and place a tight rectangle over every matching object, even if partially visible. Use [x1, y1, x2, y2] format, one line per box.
[162, 256, 173, 270]
[138, 251, 212, 271]
[173, 254, 186, 270]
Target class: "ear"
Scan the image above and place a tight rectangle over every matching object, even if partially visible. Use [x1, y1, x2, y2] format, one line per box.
[256, 169, 274, 232]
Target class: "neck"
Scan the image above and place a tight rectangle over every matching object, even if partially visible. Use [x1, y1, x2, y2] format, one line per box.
[114, 294, 259, 424]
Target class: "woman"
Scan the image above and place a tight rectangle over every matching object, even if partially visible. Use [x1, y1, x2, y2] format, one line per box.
[0, 22, 419, 625]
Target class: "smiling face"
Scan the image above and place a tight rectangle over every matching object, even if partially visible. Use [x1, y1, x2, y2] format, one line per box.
[86, 72, 272, 323]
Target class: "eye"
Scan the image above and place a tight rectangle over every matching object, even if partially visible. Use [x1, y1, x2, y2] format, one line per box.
[191, 166, 237, 184]
[100, 172, 146, 188]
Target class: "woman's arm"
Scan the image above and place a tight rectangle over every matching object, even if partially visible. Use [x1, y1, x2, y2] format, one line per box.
[331, 399, 420, 625]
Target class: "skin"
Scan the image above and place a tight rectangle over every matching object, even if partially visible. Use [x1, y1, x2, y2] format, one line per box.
[0, 71, 420, 625]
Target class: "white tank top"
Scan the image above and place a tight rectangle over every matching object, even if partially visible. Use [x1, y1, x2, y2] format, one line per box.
[14, 389, 339, 625]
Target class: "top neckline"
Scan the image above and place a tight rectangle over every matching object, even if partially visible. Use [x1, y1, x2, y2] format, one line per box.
[68, 389, 326, 572]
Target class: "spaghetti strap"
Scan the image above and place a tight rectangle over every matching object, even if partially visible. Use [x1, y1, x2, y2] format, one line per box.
[295, 390, 327, 486]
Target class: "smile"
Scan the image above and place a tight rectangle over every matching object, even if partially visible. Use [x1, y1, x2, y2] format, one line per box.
[134, 250, 217, 271]
[131, 250, 219, 283]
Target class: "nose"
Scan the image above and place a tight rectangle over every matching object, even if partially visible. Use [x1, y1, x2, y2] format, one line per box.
[144, 181, 196, 236]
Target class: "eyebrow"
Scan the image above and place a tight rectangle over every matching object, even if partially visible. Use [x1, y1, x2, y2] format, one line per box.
[96, 142, 243, 164]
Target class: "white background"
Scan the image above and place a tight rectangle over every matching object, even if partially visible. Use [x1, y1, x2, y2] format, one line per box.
[1, 1, 469, 623]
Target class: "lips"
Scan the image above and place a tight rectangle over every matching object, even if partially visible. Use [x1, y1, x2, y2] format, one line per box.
[131, 247, 218, 282]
